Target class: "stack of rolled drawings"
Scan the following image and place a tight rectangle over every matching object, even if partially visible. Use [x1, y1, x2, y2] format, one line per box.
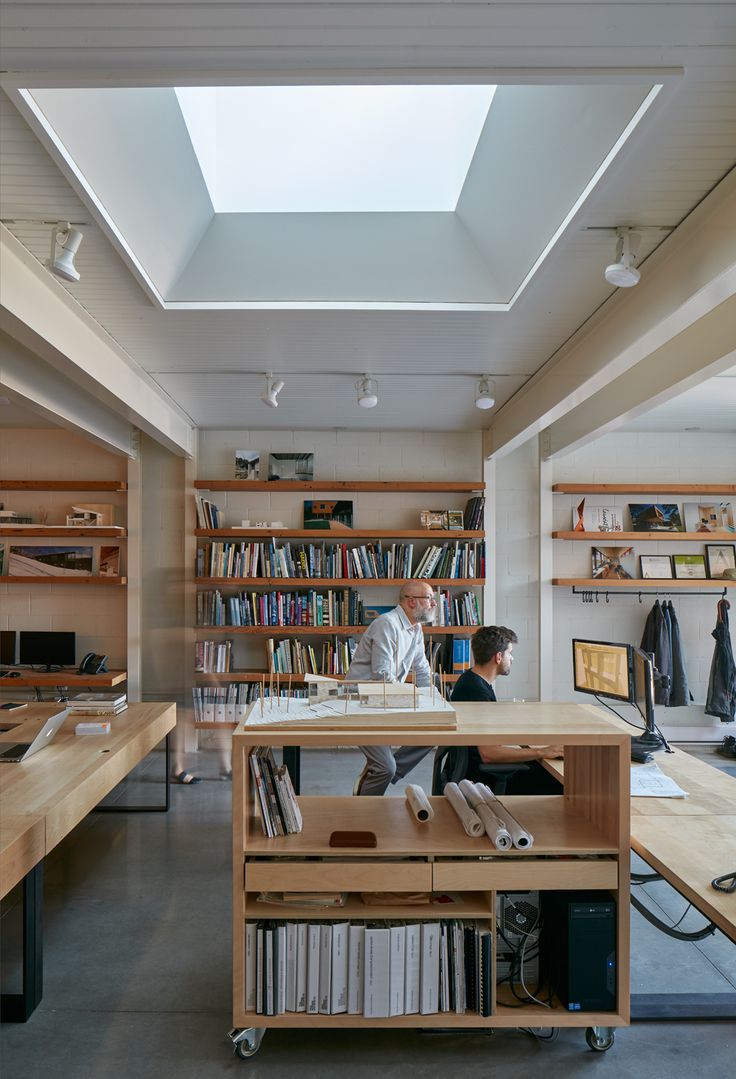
[476, 782, 534, 849]
[444, 782, 484, 837]
[458, 780, 513, 850]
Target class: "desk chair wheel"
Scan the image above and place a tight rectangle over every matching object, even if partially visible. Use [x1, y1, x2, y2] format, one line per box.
[585, 1026, 614, 1052]
[228, 1027, 265, 1059]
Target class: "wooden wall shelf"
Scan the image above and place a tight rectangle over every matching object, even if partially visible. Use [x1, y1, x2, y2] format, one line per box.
[196, 528, 484, 540]
[0, 670, 127, 687]
[552, 530, 735, 541]
[552, 578, 735, 589]
[196, 576, 484, 587]
[552, 483, 736, 495]
[196, 624, 477, 636]
[194, 671, 462, 684]
[195, 480, 483, 493]
[0, 527, 127, 538]
[0, 576, 127, 586]
[0, 480, 127, 491]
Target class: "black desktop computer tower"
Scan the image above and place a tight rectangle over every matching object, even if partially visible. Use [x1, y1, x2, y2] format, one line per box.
[542, 891, 616, 1012]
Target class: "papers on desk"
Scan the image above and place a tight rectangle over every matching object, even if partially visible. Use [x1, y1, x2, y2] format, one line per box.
[631, 761, 688, 798]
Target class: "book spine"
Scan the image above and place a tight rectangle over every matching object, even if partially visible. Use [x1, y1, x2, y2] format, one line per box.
[347, 924, 365, 1015]
[404, 923, 421, 1015]
[330, 922, 349, 1015]
[306, 924, 320, 1014]
[318, 923, 333, 1014]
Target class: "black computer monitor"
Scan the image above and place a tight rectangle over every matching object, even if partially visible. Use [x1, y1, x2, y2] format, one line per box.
[572, 639, 633, 703]
[631, 646, 665, 751]
[18, 631, 76, 671]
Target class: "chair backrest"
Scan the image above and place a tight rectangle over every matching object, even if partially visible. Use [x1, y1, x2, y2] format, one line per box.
[431, 745, 531, 796]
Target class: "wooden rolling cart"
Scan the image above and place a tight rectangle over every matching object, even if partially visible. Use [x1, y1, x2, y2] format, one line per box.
[229, 701, 630, 1058]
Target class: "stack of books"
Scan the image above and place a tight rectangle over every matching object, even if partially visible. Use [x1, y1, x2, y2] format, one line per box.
[249, 747, 302, 837]
[68, 691, 127, 716]
[246, 918, 494, 1018]
[463, 495, 485, 530]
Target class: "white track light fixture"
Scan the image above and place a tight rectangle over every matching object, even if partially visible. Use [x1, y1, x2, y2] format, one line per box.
[356, 375, 378, 409]
[475, 377, 496, 410]
[604, 228, 641, 288]
[48, 222, 84, 282]
[260, 373, 285, 408]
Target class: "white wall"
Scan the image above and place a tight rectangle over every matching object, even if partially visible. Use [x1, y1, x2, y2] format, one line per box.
[0, 428, 127, 677]
[549, 430, 736, 726]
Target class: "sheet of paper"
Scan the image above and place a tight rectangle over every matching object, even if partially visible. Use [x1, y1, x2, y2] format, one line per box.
[631, 761, 688, 798]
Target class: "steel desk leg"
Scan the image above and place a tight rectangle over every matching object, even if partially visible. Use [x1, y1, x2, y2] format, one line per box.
[1, 862, 43, 1023]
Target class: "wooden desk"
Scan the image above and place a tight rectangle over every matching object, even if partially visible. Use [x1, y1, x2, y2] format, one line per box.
[0, 701, 176, 1021]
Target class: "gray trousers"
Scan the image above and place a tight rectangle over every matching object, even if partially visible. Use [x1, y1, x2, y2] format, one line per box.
[356, 744, 434, 796]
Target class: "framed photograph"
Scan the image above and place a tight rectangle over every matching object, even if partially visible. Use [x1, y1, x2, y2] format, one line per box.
[639, 555, 673, 580]
[8, 545, 93, 576]
[303, 500, 353, 531]
[447, 510, 465, 531]
[705, 543, 736, 580]
[99, 545, 121, 576]
[267, 453, 314, 482]
[572, 498, 624, 532]
[420, 510, 448, 530]
[628, 503, 684, 532]
[591, 546, 635, 580]
[234, 450, 259, 480]
[683, 501, 735, 533]
[672, 553, 707, 580]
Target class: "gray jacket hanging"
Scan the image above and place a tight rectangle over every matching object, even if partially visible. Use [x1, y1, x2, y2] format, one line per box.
[664, 600, 691, 707]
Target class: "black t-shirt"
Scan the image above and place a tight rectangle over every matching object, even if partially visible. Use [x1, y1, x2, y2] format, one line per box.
[451, 669, 497, 703]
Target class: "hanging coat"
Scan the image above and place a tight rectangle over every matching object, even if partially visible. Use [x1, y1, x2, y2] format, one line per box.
[641, 600, 671, 706]
[665, 600, 692, 707]
[705, 597, 736, 723]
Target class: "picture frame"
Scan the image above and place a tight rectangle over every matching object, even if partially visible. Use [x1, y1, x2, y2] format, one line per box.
[420, 510, 448, 530]
[591, 546, 635, 580]
[705, 543, 736, 580]
[639, 554, 673, 580]
[267, 453, 314, 482]
[234, 450, 259, 480]
[446, 510, 465, 531]
[303, 500, 354, 531]
[672, 553, 707, 580]
[628, 503, 684, 532]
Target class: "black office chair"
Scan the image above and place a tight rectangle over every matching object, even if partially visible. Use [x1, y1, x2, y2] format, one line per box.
[431, 746, 530, 796]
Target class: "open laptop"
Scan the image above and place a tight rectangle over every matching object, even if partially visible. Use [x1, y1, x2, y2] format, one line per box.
[0, 708, 69, 762]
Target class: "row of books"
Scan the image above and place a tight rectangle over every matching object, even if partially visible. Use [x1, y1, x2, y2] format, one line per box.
[464, 495, 485, 531]
[435, 590, 481, 627]
[246, 919, 493, 1018]
[266, 636, 358, 675]
[196, 539, 485, 581]
[192, 684, 311, 721]
[194, 494, 222, 529]
[68, 691, 127, 716]
[452, 638, 473, 673]
[196, 588, 364, 628]
[249, 748, 302, 837]
[195, 639, 233, 673]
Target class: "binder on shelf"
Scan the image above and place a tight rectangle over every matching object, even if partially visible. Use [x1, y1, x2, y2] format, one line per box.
[347, 923, 365, 1015]
[295, 923, 308, 1013]
[306, 924, 320, 1014]
[404, 923, 421, 1015]
[285, 922, 298, 1013]
[330, 922, 349, 1015]
[245, 922, 257, 1012]
[276, 923, 287, 1015]
[363, 926, 391, 1018]
[420, 922, 440, 1015]
[318, 923, 333, 1014]
[389, 923, 406, 1017]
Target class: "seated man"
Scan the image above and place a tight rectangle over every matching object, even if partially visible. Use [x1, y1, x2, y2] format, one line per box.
[451, 625, 562, 794]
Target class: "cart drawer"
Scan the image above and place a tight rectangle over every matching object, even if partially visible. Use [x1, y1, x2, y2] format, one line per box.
[246, 861, 432, 893]
[433, 860, 618, 892]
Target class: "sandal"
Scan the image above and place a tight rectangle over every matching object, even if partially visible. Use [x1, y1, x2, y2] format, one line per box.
[173, 770, 201, 785]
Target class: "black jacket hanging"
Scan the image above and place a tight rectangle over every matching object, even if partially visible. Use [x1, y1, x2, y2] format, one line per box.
[665, 600, 691, 707]
[641, 600, 671, 706]
[705, 597, 736, 723]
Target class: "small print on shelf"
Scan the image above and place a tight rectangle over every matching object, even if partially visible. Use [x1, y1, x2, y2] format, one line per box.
[591, 546, 635, 580]
[628, 504, 684, 532]
[683, 502, 735, 533]
[639, 555, 673, 580]
[268, 453, 314, 482]
[573, 499, 624, 532]
[672, 554, 707, 580]
[420, 510, 448, 530]
[235, 451, 259, 480]
[705, 543, 736, 580]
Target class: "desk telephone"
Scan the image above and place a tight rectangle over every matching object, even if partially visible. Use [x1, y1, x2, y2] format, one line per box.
[78, 652, 109, 675]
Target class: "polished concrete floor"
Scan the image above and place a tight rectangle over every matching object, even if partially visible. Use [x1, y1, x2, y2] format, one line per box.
[1, 747, 735, 1079]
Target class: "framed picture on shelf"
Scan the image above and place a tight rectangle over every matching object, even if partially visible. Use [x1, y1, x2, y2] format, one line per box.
[591, 546, 635, 580]
[628, 503, 684, 532]
[267, 453, 314, 482]
[420, 510, 448, 530]
[639, 554, 673, 580]
[672, 553, 707, 580]
[683, 501, 735, 533]
[234, 450, 259, 480]
[8, 545, 94, 576]
[303, 500, 354, 531]
[705, 543, 736, 580]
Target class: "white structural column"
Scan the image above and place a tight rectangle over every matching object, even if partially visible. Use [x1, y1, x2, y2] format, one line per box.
[484, 169, 736, 460]
[0, 225, 194, 458]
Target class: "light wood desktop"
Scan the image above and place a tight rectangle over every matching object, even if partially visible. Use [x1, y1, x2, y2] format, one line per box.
[0, 670, 127, 688]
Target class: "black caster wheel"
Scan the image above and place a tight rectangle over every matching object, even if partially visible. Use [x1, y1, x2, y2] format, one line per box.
[229, 1027, 265, 1059]
[585, 1026, 615, 1052]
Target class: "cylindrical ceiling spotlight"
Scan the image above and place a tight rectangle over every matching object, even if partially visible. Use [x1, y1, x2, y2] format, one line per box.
[475, 377, 496, 410]
[260, 373, 285, 408]
[604, 227, 641, 288]
[356, 375, 378, 409]
[48, 222, 84, 282]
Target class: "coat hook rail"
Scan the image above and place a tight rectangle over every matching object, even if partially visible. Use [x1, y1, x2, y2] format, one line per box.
[572, 586, 728, 601]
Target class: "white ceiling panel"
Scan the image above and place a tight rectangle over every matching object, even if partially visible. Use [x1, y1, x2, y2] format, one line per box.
[619, 366, 736, 433]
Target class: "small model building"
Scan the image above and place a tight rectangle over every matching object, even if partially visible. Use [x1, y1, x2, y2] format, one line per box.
[65, 503, 114, 527]
[356, 682, 416, 709]
[304, 673, 342, 703]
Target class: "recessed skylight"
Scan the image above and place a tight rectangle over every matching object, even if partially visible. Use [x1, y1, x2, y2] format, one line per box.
[175, 85, 496, 213]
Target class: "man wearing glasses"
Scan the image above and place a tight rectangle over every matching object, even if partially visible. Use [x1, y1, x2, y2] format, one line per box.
[347, 583, 437, 795]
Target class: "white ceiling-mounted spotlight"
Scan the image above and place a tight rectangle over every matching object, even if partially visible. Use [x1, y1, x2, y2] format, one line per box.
[604, 227, 641, 288]
[48, 222, 84, 282]
[356, 375, 378, 409]
[260, 373, 285, 408]
[475, 377, 496, 410]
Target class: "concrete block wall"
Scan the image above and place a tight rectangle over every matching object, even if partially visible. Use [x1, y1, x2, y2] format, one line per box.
[0, 428, 128, 675]
[550, 431, 736, 725]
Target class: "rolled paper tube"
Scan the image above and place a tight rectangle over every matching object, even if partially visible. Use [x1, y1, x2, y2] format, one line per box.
[457, 780, 512, 850]
[444, 782, 484, 838]
[405, 784, 435, 823]
[476, 783, 534, 849]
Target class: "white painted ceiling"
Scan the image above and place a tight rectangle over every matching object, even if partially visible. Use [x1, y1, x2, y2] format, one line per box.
[1, 3, 735, 436]
[618, 363, 736, 433]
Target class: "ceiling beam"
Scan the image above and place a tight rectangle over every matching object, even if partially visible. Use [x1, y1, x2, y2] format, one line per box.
[0, 225, 194, 457]
[483, 167, 736, 460]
